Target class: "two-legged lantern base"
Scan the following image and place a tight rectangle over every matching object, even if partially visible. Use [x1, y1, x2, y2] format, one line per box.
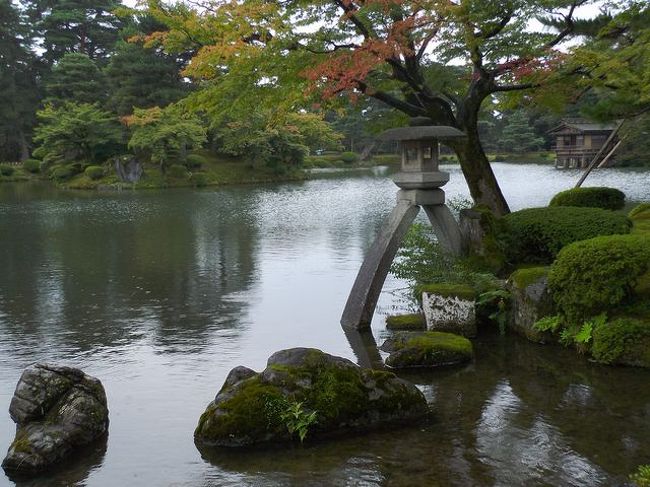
[340, 188, 463, 330]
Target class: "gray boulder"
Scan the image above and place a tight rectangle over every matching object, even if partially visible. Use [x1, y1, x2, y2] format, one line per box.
[194, 348, 428, 447]
[507, 267, 555, 343]
[2, 364, 109, 476]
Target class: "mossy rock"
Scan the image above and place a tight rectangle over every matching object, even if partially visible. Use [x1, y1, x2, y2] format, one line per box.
[386, 314, 426, 330]
[2, 364, 109, 476]
[380, 332, 473, 369]
[417, 283, 476, 300]
[507, 267, 554, 343]
[592, 318, 650, 368]
[194, 348, 427, 448]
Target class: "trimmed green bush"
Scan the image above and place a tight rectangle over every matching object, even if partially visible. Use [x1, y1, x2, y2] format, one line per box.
[340, 151, 359, 164]
[190, 173, 208, 187]
[549, 187, 625, 210]
[51, 166, 75, 181]
[22, 159, 41, 173]
[592, 318, 650, 367]
[84, 165, 104, 180]
[629, 203, 650, 220]
[0, 164, 15, 176]
[548, 234, 650, 321]
[167, 164, 188, 178]
[502, 206, 631, 264]
[186, 154, 207, 169]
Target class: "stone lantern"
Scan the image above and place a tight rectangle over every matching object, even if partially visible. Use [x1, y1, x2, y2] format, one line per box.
[341, 118, 466, 330]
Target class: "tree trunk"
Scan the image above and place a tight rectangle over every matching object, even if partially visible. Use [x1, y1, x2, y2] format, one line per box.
[451, 125, 510, 216]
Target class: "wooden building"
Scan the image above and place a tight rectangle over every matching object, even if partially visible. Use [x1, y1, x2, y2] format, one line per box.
[549, 119, 619, 169]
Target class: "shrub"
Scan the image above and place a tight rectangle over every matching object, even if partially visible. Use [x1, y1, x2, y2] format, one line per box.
[629, 203, 650, 220]
[548, 234, 650, 321]
[549, 187, 626, 210]
[631, 465, 650, 487]
[592, 318, 650, 366]
[0, 164, 15, 176]
[185, 154, 207, 169]
[22, 159, 41, 173]
[84, 165, 104, 180]
[190, 172, 208, 187]
[51, 166, 75, 181]
[340, 151, 358, 164]
[167, 164, 188, 179]
[502, 206, 632, 264]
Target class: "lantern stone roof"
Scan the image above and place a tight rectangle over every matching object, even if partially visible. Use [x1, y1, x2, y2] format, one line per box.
[380, 125, 466, 141]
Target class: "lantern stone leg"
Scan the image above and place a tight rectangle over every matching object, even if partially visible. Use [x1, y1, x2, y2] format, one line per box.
[340, 200, 420, 330]
[422, 205, 464, 256]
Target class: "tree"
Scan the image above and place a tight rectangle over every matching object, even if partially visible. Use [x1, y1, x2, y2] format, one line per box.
[215, 111, 342, 168]
[125, 104, 207, 171]
[105, 41, 187, 115]
[146, 0, 600, 215]
[564, 2, 650, 120]
[44, 52, 107, 105]
[499, 111, 544, 153]
[33, 102, 123, 164]
[25, 0, 121, 64]
[0, 0, 40, 161]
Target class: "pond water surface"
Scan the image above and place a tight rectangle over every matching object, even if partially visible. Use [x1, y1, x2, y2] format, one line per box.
[0, 163, 649, 487]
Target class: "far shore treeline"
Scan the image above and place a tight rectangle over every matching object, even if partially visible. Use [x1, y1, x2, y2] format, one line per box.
[0, 0, 649, 193]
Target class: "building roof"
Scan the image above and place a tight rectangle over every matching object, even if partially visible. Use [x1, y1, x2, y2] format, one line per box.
[380, 125, 466, 141]
[548, 119, 619, 134]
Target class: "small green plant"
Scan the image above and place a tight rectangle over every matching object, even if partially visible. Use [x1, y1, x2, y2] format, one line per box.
[477, 289, 510, 334]
[167, 164, 188, 179]
[84, 165, 104, 180]
[340, 151, 358, 163]
[631, 465, 650, 487]
[629, 203, 650, 220]
[22, 159, 41, 173]
[265, 397, 318, 443]
[0, 164, 15, 176]
[185, 153, 207, 169]
[533, 314, 563, 333]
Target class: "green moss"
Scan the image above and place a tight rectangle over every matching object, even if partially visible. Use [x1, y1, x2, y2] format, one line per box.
[386, 314, 426, 330]
[629, 203, 650, 220]
[549, 187, 626, 210]
[418, 283, 476, 300]
[509, 266, 549, 289]
[10, 430, 32, 454]
[195, 376, 285, 442]
[548, 234, 650, 322]
[386, 332, 473, 368]
[592, 318, 650, 367]
[501, 206, 632, 265]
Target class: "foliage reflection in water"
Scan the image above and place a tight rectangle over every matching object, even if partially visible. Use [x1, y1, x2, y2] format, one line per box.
[0, 163, 649, 486]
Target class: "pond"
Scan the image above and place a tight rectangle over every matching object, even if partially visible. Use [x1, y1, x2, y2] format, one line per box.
[0, 163, 649, 486]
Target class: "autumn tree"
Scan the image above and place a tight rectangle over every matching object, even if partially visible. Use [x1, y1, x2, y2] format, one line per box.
[146, 0, 602, 215]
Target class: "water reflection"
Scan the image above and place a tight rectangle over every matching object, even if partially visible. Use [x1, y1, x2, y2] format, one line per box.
[0, 165, 649, 486]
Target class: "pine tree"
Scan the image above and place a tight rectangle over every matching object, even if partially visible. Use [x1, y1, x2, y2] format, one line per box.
[0, 0, 40, 160]
[44, 52, 107, 105]
[500, 111, 545, 154]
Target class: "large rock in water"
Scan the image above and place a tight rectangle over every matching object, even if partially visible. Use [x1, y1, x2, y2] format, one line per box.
[194, 348, 428, 447]
[2, 364, 109, 476]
